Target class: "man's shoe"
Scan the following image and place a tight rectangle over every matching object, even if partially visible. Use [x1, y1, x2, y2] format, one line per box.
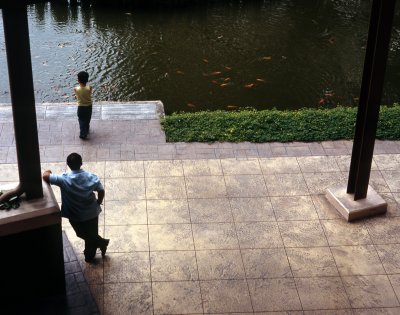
[100, 239, 110, 257]
[85, 257, 95, 263]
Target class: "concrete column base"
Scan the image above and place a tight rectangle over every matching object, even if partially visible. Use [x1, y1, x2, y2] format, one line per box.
[326, 184, 387, 221]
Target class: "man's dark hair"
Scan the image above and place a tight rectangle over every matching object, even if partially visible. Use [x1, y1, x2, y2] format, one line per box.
[67, 153, 82, 170]
[77, 71, 89, 84]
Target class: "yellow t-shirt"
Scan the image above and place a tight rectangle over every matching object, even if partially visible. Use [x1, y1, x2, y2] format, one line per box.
[75, 85, 92, 106]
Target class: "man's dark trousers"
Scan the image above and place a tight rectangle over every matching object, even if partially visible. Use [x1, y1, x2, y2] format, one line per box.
[69, 216, 107, 261]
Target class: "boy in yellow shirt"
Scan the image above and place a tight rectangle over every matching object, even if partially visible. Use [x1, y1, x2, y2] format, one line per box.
[74, 71, 93, 140]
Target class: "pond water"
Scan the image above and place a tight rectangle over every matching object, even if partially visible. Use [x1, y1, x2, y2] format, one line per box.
[0, 0, 399, 114]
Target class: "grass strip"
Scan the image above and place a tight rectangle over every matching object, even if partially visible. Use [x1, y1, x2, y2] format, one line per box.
[161, 105, 400, 142]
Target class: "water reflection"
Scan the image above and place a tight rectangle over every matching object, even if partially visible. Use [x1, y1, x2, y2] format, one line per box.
[0, 0, 399, 113]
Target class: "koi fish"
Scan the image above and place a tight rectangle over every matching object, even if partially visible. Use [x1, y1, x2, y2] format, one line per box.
[256, 79, 265, 82]
[223, 77, 231, 82]
[318, 98, 325, 106]
[227, 105, 238, 109]
[328, 37, 336, 44]
[244, 83, 256, 89]
[224, 66, 232, 70]
[210, 71, 222, 76]
[176, 70, 185, 75]
[262, 56, 272, 60]
[211, 80, 219, 85]
[187, 103, 196, 108]
[220, 83, 229, 87]
[202, 59, 209, 63]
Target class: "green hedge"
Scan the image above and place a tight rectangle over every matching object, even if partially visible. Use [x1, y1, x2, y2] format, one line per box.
[161, 105, 400, 142]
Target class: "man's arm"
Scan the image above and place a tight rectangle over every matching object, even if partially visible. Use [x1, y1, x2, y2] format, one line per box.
[97, 189, 105, 205]
[42, 170, 52, 184]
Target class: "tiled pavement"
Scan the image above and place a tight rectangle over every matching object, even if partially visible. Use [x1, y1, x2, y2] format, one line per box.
[2, 103, 400, 314]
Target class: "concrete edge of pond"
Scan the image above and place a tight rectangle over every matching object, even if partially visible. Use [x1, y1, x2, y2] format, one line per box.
[0, 100, 165, 121]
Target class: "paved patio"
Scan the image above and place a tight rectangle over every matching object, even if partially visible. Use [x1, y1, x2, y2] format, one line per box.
[1, 103, 400, 314]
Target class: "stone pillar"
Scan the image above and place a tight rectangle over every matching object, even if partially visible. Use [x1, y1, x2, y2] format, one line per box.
[2, 3, 43, 200]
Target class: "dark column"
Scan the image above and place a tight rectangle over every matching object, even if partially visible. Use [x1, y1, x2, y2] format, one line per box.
[2, 3, 43, 199]
[347, 0, 396, 200]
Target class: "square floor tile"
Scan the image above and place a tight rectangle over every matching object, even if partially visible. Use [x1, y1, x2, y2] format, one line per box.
[388, 274, 400, 304]
[192, 223, 239, 250]
[248, 278, 301, 312]
[83, 161, 106, 178]
[77, 253, 104, 285]
[342, 275, 399, 308]
[303, 172, 347, 194]
[105, 225, 149, 252]
[380, 192, 400, 217]
[353, 307, 400, 315]
[286, 247, 338, 277]
[297, 156, 340, 173]
[331, 245, 385, 276]
[104, 282, 153, 315]
[374, 154, 400, 171]
[147, 199, 190, 224]
[241, 248, 292, 278]
[144, 160, 183, 177]
[376, 244, 400, 274]
[321, 219, 372, 246]
[201, 279, 253, 313]
[188, 198, 233, 223]
[305, 311, 353, 315]
[236, 222, 283, 249]
[105, 161, 144, 178]
[105, 200, 147, 225]
[145, 177, 187, 200]
[265, 173, 309, 196]
[182, 159, 223, 176]
[104, 252, 150, 283]
[295, 277, 350, 310]
[225, 175, 268, 197]
[381, 171, 400, 192]
[229, 197, 275, 222]
[369, 170, 391, 193]
[185, 175, 227, 198]
[259, 157, 301, 174]
[278, 221, 328, 247]
[148, 224, 194, 251]
[221, 158, 262, 175]
[271, 196, 318, 221]
[365, 217, 400, 244]
[152, 281, 202, 314]
[150, 251, 198, 281]
[197, 249, 245, 280]
[106, 178, 146, 200]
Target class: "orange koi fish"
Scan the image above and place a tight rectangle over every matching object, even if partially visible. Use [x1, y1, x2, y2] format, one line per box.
[211, 80, 219, 85]
[176, 70, 185, 75]
[223, 77, 231, 82]
[244, 83, 256, 88]
[187, 103, 196, 108]
[210, 71, 222, 76]
[262, 56, 272, 60]
[202, 59, 209, 63]
[220, 83, 229, 87]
